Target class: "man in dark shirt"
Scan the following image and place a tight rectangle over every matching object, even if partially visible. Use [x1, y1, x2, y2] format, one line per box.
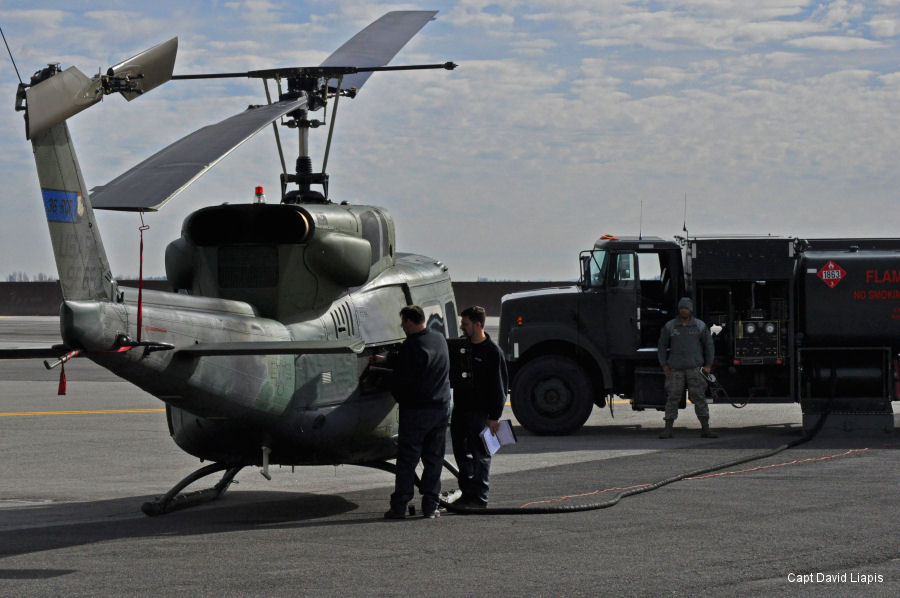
[380, 305, 451, 519]
[449, 306, 508, 508]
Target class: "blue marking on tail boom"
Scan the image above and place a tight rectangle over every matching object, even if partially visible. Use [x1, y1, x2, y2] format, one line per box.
[42, 189, 79, 222]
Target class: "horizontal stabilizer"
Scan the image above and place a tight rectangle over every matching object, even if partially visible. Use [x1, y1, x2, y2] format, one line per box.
[320, 10, 438, 92]
[176, 338, 365, 357]
[91, 98, 307, 211]
[0, 344, 70, 360]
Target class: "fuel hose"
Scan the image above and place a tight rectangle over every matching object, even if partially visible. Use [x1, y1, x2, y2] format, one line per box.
[439, 407, 833, 515]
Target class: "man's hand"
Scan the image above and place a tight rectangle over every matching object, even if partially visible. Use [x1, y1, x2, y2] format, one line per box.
[370, 354, 387, 365]
[703, 366, 711, 374]
[488, 419, 500, 435]
[663, 364, 671, 378]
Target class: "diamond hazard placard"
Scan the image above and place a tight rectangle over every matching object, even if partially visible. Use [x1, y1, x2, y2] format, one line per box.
[817, 260, 847, 288]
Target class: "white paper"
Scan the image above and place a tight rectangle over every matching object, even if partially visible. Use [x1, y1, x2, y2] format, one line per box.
[480, 419, 516, 455]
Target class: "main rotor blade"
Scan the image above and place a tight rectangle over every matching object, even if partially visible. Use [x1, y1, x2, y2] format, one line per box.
[90, 97, 307, 211]
[319, 10, 438, 92]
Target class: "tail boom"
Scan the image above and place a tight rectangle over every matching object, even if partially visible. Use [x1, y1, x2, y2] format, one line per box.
[31, 122, 114, 301]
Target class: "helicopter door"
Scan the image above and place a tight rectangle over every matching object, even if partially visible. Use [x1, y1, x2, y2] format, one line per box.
[605, 252, 640, 357]
[352, 286, 407, 344]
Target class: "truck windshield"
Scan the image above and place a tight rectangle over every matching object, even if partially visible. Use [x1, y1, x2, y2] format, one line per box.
[583, 250, 607, 288]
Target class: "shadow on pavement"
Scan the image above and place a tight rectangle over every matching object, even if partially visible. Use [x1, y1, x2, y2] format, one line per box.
[0, 491, 358, 559]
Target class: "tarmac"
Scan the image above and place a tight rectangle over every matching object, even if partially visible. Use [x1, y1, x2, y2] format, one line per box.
[1, 317, 898, 597]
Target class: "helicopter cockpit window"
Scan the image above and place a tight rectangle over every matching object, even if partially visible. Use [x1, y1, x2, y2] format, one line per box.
[582, 250, 607, 289]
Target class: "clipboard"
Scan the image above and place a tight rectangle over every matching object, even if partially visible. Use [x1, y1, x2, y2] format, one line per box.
[480, 419, 517, 455]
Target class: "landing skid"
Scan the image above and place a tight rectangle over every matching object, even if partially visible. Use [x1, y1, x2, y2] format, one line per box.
[141, 462, 244, 516]
[359, 458, 460, 479]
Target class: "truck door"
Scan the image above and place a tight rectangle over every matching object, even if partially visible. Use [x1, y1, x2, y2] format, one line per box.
[636, 251, 673, 348]
[605, 252, 640, 356]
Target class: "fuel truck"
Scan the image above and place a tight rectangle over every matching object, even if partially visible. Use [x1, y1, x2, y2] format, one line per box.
[498, 235, 900, 435]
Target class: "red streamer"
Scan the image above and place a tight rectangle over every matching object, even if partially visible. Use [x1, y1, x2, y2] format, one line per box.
[57, 362, 67, 396]
[137, 217, 149, 342]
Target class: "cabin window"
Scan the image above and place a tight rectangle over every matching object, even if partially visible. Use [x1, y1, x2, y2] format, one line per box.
[445, 300, 457, 335]
[423, 302, 446, 336]
[378, 212, 391, 260]
[609, 253, 636, 287]
[361, 211, 382, 265]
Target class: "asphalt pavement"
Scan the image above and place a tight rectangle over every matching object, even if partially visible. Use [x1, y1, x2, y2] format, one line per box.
[0, 317, 897, 597]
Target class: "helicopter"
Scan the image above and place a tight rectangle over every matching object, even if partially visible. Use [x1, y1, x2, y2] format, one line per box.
[5, 11, 460, 515]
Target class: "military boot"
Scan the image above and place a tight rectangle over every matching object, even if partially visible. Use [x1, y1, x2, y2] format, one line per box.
[699, 417, 718, 438]
[659, 420, 674, 439]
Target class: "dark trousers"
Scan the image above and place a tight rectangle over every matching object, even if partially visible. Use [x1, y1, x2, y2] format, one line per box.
[664, 368, 710, 422]
[450, 409, 491, 505]
[391, 405, 450, 515]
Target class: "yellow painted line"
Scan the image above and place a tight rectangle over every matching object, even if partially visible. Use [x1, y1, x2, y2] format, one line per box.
[0, 408, 165, 417]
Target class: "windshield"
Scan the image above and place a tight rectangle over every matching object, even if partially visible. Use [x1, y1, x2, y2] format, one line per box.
[582, 250, 607, 288]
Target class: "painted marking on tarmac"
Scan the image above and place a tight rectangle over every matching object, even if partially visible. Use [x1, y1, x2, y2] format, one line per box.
[0, 409, 165, 417]
[519, 445, 884, 508]
[685, 447, 872, 480]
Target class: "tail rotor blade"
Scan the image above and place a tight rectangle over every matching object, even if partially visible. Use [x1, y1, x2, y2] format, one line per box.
[110, 37, 178, 101]
[24, 37, 178, 138]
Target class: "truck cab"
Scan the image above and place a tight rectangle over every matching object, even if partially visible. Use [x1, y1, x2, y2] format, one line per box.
[501, 234, 899, 436]
[499, 236, 683, 434]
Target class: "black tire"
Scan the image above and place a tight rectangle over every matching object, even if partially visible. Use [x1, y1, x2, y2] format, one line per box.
[510, 355, 594, 435]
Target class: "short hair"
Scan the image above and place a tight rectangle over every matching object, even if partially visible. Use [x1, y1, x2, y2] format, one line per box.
[399, 305, 425, 325]
[460, 305, 486, 326]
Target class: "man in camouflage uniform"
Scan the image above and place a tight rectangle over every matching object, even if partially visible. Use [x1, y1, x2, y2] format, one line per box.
[657, 297, 717, 439]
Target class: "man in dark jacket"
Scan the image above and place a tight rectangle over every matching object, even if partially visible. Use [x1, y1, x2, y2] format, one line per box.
[381, 305, 451, 519]
[449, 306, 508, 508]
[657, 297, 717, 439]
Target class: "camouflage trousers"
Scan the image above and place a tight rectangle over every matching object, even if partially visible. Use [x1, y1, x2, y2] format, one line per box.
[664, 368, 709, 422]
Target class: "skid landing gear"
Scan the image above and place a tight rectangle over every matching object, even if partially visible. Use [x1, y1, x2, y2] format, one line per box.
[141, 463, 244, 516]
[359, 458, 460, 480]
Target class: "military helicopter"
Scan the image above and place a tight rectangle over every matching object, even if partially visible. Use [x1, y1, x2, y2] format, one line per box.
[6, 11, 459, 515]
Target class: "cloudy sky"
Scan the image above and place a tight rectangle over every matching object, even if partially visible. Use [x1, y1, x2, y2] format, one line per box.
[1, 1, 899, 282]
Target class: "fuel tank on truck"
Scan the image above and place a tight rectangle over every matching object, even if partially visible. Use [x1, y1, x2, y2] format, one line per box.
[801, 250, 900, 346]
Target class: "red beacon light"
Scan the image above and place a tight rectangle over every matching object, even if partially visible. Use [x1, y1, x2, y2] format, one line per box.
[254, 186, 266, 203]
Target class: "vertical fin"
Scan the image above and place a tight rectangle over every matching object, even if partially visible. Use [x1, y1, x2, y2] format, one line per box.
[31, 122, 114, 301]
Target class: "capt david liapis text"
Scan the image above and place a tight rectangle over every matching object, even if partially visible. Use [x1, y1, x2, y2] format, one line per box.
[788, 572, 883, 584]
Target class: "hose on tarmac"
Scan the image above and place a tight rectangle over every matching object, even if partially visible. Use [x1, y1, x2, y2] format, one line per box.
[439, 409, 832, 515]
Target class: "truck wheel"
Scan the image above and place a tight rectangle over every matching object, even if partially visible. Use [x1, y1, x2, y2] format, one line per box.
[511, 356, 594, 435]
